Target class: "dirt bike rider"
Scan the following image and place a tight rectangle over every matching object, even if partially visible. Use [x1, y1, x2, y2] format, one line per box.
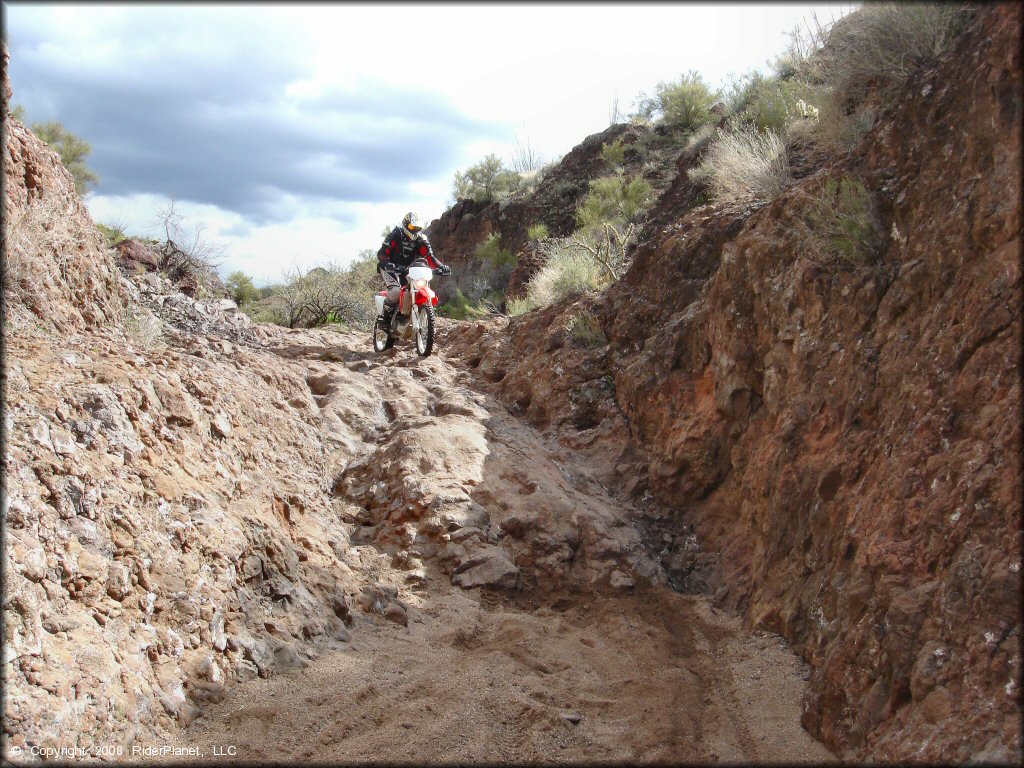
[376, 212, 450, 327]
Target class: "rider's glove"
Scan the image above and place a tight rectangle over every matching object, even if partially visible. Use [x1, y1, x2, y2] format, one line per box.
[437, 264, 452, 276]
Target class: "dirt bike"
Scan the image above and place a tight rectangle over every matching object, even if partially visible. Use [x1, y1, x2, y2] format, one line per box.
[372, 259, 449, 357]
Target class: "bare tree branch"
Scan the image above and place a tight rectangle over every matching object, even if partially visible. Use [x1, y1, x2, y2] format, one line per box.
[511, 133, 544, 174]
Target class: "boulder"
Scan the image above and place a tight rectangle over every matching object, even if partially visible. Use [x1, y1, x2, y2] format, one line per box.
[452, 548, 519, 591]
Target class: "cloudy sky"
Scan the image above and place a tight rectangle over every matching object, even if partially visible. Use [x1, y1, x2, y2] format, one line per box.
[5, 2, 851, 285]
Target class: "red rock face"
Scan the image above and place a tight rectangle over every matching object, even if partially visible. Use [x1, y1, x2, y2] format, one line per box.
[449, 5, 1022, 761]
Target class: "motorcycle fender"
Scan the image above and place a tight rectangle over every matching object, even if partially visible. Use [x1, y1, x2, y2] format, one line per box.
[415, 287, 435, 306]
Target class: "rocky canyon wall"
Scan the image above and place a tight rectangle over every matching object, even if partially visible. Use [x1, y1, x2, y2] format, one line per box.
[447, 5, 1022, 762]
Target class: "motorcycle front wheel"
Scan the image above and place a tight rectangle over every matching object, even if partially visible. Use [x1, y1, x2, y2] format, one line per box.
[372, 315, 394, 352]
[415, 305, 435, 357]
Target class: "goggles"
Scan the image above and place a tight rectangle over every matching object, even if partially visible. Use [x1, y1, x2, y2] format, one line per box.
[406, 223, 422, 233]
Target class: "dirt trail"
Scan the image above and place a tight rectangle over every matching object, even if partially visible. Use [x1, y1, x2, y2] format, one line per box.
[170, 331, 836, 764]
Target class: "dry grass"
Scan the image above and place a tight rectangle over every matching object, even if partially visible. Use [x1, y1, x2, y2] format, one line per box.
[566, 310, 607, 348]
[2, 190, 129, 333]
[819, 3, 968, 110]
[786, 3, 968, 155]
[683, 122, 719, 157]
[690, 128, 791, 205]
[507, 240, 604, 316]
[123, 310, 165, 351]
[3, 193, 106, 300]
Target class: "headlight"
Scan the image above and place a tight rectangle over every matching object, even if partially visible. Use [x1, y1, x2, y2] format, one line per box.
[414, 279, 427, 289]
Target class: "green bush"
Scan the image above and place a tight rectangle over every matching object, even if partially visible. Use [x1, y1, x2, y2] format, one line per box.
[441, 287, 502, 319]
[781, 3, 967, 154]
[725, 73, 815, 136]
[475, 233, 515, 268]
[601, 137, 627, 168]
[690, 128, 790, 205]
[96, 222, 127, 248]
[225, 270, 261, 306]
[30, 119, 100, 195]
[258, 253, 379, 329]
[634, 70, 720, 134]
[526, 223, 550, 241]
[452, 154, 522, 203]
[505, 296, 532, 317]
[576, 175, 652, 234]
[439, 287, 473, 319]
[807, 175, 883, 267]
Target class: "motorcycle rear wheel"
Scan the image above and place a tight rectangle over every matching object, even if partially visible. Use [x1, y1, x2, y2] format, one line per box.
[415, 305, 435, 357]
[372, 315, 394, 352]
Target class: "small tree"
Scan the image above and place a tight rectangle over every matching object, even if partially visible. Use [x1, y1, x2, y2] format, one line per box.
[452, 154, 522, 203]
[576, 175, 651, 234]
[31, 120, 100, 195]
[225, 271, 261, 306]
[635, 70, 720, 134]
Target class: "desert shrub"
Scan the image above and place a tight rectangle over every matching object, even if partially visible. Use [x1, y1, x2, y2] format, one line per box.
[725, 73, 817, 136]
[259, 254, 378, 329]
[548, 178, 581, 202]
[779, 4, 968, 154]
[576, 175, 652, 233]
[601, 137, 627, 168]
[470, 233, 515, 298]
[452, 154, 523, 203]
[152, 200, 226, 299]
[805, 175, 884, 267]
[505, 296, 532, 317]
[683, 121, 720, 158]
[508, 239, 604, 315]
[241, 300, 281, 324]
[689, 128, 790, 205]
[475, 233, 515, 268]
[811, 97, 879, 153]
[439, 287, 473, 319]
[440, 287, 500, 320]
[527, 223, 550, 241]
[567, 310, 607, 348]
[225, 270, 261, 306]
[29, 120, 99, 195]
[817, 3, 968, 111]
[634, 71, 720, 134]
[96, 221, 128, 248]
[510, 134, 544, 174]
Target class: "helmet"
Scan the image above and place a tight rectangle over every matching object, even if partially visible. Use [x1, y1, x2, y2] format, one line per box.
[402, 212, 423, 239]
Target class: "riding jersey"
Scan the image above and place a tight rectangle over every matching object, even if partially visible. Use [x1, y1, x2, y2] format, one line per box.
[377, 227, 446, 272]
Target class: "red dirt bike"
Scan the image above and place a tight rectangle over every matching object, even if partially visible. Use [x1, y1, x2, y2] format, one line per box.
[372, 259, 449, 357]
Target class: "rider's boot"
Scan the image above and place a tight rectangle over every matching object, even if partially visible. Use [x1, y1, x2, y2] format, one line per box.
[382, 300, 396, 329]
[396, 310, 411, 331]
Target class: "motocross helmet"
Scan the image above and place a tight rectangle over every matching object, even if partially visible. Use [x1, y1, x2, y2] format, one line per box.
[402, 211, 423, 239]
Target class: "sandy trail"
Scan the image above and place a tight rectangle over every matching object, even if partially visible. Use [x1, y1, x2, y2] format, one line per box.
[176, 584, 833, 764]
[170, 331, 835, 764]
